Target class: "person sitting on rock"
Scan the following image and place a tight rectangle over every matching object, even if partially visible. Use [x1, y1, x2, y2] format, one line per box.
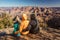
[29, 14, 40, 34]
[15, 14, 31, 40]
[12, 15, 21, 37]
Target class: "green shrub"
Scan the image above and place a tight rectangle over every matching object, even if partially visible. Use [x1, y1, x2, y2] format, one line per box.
[0, 13, 13, 29]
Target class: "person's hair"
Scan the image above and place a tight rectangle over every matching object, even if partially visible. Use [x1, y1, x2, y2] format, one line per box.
[21, 13, 28, 20]
[13, 15, 18, 21]
[30, 14, 36, 20]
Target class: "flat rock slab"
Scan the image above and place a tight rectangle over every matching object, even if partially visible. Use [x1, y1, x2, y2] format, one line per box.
[0, 28, 60, 40]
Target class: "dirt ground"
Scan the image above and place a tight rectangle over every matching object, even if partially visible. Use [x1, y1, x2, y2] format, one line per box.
[0, 27, 60, 40]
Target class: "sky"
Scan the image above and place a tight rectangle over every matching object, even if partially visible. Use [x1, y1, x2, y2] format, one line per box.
[0, 0, 60, 7]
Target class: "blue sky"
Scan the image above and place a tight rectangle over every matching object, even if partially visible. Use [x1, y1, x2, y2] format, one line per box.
[0, 0, 60, 7]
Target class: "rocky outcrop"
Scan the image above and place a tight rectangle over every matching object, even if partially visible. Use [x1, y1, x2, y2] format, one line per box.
[0, 28, 14, 34]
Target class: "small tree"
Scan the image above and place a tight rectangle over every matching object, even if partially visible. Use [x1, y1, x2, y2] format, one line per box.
[47, 16, 60, 29]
